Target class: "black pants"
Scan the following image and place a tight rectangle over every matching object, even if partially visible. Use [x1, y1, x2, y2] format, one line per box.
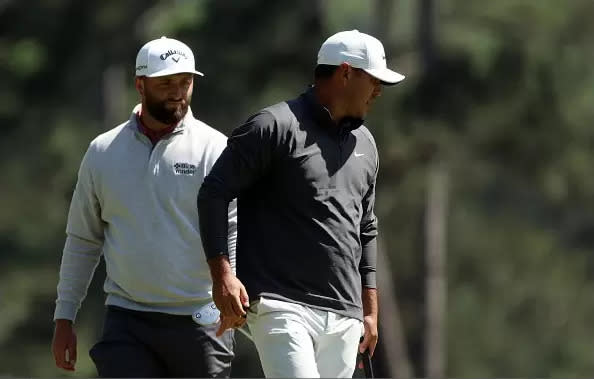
[89, 306, 234, 378]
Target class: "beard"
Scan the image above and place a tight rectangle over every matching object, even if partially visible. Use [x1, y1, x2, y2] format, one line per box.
[144, 91, 191, 125]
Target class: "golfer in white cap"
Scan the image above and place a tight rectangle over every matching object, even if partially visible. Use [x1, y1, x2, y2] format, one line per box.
[198, 30, 404, 378]
[51, 36, 237, 377]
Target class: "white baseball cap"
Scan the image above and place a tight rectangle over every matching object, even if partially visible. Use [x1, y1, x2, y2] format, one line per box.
[135, 36, 204, 78]
[317, 30, 405, 85]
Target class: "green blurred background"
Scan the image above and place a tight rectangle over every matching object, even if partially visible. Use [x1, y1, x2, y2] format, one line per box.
[2, 0, 594, 377]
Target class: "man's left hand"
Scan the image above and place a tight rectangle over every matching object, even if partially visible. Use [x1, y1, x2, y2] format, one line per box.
[359, 314, 378, 357]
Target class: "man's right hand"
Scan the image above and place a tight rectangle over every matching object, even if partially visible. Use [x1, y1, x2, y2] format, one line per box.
[212, 271, 250, 336]
[52, 319, 77, 371]
[207, 255, 250, 336]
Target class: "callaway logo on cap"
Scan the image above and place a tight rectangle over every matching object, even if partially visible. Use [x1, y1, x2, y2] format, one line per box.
[317, 29, 405, 85]
[135, 36, 204, 78]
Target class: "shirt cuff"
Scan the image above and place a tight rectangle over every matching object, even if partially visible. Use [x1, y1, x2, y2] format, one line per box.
[361, 271, 377, 289]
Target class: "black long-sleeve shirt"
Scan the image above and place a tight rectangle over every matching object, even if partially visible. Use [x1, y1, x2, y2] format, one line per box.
[198, 88, 378, 320]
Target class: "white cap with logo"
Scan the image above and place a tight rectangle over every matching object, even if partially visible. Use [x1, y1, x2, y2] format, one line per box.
[135, 36, 204, 78]
[317, 30, 405, 85]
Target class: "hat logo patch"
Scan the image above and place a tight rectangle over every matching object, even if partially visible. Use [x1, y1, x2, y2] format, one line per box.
[160, 49, 188, 62]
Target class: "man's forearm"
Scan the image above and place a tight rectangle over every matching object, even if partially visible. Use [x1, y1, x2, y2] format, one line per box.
[197, 182, 232, 259]
[362, 287, 378, 318]
[207, 255, 234, 282]
[54, 235, 103, 322]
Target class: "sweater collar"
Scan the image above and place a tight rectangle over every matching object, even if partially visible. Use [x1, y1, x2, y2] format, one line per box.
[301, 86, 364, 133]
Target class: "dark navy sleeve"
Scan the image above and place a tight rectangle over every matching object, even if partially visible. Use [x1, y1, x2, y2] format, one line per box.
[359, 165, 378, 288]
[198, 111, 285, 259]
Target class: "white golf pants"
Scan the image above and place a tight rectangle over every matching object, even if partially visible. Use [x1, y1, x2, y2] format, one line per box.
[246, 297, 364, 378]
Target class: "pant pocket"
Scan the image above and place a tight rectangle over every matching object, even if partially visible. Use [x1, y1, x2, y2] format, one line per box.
[88, 341, 109, 374]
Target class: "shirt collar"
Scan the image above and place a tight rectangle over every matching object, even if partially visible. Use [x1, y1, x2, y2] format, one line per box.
[135, 112, 176, 145]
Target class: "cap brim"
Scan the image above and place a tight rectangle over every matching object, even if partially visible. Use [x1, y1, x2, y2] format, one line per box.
[146, 69, 204, 78]
[364, 67, 405, 85]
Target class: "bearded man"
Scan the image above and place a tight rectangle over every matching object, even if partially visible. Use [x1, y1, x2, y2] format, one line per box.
[51, 37, 237, 378]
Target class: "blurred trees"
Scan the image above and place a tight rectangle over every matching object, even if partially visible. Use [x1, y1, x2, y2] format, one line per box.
[1, 0, 594, 377]
[377, 0, 594, 377]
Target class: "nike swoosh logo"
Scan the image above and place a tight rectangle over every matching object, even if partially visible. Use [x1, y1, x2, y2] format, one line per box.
[172, 57, 180, 63]
[354, 152, 365, 157]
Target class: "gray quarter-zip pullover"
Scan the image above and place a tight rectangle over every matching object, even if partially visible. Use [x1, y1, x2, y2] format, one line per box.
[54, 105, 237, 322]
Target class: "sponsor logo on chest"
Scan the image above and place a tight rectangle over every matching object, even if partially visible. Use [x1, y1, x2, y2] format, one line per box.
[173, 162, 197, 176]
